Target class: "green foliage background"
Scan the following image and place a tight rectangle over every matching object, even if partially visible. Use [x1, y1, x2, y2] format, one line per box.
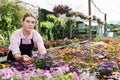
[0, 0, 28, 45]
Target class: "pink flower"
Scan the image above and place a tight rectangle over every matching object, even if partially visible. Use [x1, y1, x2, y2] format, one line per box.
[2, 71, 10, 79]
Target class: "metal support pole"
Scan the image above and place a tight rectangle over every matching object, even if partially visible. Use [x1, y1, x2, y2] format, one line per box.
[104, 13, 107, 37]
[88, 0, 92, 41]
[38, 7, 41, 33]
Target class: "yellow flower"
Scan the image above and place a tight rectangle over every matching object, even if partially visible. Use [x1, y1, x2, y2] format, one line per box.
[94, 62, 98, 66]
[112, 72, 117, 75]
[0, 63, 5, 68]
[104, 45, 108, 48]
[117, 44, 120, 47]
[90, 49, 93, 53]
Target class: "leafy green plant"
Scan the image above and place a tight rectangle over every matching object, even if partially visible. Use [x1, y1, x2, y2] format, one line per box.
[40, 21, 54, 41]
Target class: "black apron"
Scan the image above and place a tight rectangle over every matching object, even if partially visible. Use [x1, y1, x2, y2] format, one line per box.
[7, 38, 34, 61]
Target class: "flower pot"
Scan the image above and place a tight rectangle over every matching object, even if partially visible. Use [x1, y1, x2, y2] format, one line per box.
[100, 77, 105, 80]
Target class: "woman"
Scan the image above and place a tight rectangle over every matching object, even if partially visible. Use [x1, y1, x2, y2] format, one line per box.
[7, 12, 47, 62]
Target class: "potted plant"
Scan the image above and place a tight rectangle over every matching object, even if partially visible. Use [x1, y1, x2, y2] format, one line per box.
[93, 15, 97, 21]
[53, 5, 72, 14]
[66, 11, 75, 17]
[33, 53, 54, 70]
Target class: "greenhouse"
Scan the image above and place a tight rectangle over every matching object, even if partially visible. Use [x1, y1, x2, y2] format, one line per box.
[1, 0, 120, 80]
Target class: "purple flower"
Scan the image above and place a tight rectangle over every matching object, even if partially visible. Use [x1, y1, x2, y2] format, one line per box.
[97, 66, 106, 71]
[2, 72, 10, 79]
[107, 67, 113, 71]
[40, 70, 52, 78]
[71, 52, 81, 57]
[46, 63, 50, 67]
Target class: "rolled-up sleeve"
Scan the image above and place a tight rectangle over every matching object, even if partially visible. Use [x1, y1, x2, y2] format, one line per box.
[10, 32, 21, 55]
[34, 31, 46, 54]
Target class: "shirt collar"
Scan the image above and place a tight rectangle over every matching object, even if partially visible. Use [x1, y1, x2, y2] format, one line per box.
[20, 28, 33, 39]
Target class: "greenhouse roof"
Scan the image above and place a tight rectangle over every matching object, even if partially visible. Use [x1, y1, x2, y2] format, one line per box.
[20, 0, 120, 23]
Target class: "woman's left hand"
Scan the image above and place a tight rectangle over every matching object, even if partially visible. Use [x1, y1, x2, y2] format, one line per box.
[22, 55, 33, 62]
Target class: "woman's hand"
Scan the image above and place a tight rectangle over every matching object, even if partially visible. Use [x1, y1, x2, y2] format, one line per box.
[22, 55, 33, 62]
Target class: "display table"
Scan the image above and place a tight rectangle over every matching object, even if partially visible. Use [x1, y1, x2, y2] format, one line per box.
[0, 56, 7, 63]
